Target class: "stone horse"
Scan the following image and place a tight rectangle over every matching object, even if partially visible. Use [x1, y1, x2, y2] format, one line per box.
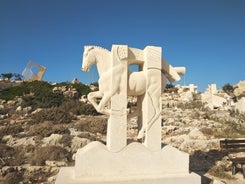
[82, 46, 182, 139]
[82, 46, 146, 114]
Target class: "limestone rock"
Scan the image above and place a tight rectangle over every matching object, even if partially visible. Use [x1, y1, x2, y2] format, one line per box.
[67, 128, 83, 136]
[213, 180, 225, 184]
[70, 137, 91, 153]
[235, 97, 245, 113]
[6, 135, 36, 147]
[188, 128, 206, 140]
[234, 80, 245, 98]
[16, 106, 22, 112]
[42, 134, 63, 146]
[181, 91, 193, 102]
[45, 160, 67, 167]
[72, 77, 79, 84]
[31, 108, 43, 114]
[23, 106, 32, 113]
[7, 100, 16, 106]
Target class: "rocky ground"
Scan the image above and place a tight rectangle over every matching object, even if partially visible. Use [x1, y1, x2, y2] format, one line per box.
[160, 94, 245, 184]
[0, 91, 245, 184]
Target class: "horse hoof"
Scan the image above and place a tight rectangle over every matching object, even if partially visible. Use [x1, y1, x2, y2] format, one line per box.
[137, 131, 145, 139]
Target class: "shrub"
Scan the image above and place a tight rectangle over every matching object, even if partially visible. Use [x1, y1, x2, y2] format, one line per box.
[222, 83, 234, 95]
[0, 85, 29, 101]
[177, 101, 203, 110]
[212, 120, 245, 138]
[58, 134, 73, 147]
[25, 169, 54, 183]
[40, 98, 98, 116]
[79, 102, 99, 115]
[164, 84, 178, 93]
[208, 164, 233, 179]
[4, 171, 24, 184]
[0, 107, 10, 115]
[0, 144, 14, 164]
[27, 121, 67, 138]
[200, 127, 214, 136]
[74, 116, 107, 134]
[22, 92, 64, 110]
[30, 107, 74, 124]
[0, 125, 24, 140]
[0, 81, 53, 101]
[30, 146, 72, 166]
[0, 145, 26, 166]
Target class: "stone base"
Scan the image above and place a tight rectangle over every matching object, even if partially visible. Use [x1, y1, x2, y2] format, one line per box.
[55, 142, 201, 184]
[56, 167, 200, 184]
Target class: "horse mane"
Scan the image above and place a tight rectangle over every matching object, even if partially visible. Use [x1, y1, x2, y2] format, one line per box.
[84, 45, 110, 54]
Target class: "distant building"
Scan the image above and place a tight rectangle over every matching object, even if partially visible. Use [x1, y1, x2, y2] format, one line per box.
[177, 84, 198, 93]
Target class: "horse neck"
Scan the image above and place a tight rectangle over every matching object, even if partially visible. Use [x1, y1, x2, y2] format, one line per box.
[93, 49, 111, 76]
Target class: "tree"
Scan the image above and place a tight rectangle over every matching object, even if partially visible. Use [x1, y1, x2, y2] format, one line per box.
[222, 83, 234, 94]
[1, 73, 14, 80]
[164, 83, 178, 93]
[13, 73, 23, 81]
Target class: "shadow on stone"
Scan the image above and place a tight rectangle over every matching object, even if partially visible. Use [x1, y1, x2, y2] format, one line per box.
[189, 149, 227, 184]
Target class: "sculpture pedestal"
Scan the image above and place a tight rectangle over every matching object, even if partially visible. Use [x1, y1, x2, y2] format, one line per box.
[55, 142, 201, 184]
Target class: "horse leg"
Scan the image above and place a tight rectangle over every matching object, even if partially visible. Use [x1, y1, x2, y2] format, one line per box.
[145, 80, 162, 131]
[135, 95, 144, 139]
[137, 73, 162, 139]
[97, 93, 111, 115]
[87, 91, 103, 112]
[146, 73, 166, 131]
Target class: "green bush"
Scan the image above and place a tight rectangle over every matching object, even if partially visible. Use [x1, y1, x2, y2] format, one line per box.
[22, 92, 64, 110]
[59, 99, 99, 116]
[79, 102, 99, 115]
[0, 81, 53, 101]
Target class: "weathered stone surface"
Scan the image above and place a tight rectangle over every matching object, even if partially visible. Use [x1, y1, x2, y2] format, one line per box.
[56, 142, 200, 184]
[56, 45, 196, 184]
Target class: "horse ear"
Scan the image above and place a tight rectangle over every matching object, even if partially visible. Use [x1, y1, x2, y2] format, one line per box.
[84, 46, 94, 51]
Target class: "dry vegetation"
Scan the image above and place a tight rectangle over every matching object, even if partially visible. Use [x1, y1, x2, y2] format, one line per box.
[1, 81, 245, 183]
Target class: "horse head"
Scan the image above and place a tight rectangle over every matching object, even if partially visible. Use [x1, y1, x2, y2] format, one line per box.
[82, 46, 96, 72]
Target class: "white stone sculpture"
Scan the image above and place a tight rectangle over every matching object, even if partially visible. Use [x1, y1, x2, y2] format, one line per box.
[81, 45, 186, 150]
[22, 60, 46, 82]
[55, 45, 200, 184]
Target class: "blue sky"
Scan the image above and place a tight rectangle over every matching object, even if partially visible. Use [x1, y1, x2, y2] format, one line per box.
[0, 0, 244, 92]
